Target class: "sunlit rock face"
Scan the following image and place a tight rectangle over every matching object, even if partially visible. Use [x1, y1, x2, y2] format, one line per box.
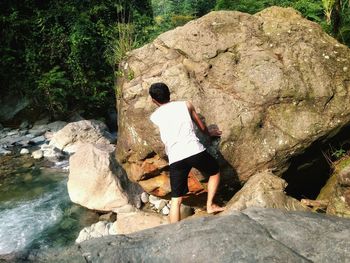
[116, 7, 350, 196]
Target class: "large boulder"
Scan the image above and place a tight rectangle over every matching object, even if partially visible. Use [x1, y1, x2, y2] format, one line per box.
[22, 208, 350, 262]
[222, 170, 310, 214]
[116, 7, 350, 194]
[68, 143, 142, 212]
[50, 120, 114, 153]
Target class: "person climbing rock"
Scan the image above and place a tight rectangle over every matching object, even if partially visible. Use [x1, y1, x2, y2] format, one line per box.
[149, 82, 225, 223]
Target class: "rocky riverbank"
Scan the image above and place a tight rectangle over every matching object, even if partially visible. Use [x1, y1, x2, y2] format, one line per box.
[9, 207, 350, 263]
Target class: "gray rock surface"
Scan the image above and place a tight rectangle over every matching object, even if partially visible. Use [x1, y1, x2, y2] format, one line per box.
[17, 208, 350, 263]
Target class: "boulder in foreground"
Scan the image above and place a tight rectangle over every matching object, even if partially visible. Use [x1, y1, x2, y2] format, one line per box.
[22, 208, 350, 262]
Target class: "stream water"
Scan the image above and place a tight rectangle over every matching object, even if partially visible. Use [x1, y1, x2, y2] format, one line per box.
[0, 155, 99, 255]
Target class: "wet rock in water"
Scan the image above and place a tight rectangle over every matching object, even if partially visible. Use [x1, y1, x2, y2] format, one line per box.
[0, 147, 11, 156]
[29, 135, 46, 145]
[23, 207, 350, 262]
[317, 157, 350, 218]
[222, 170, 310, 214]
[116, 7, 350, 194]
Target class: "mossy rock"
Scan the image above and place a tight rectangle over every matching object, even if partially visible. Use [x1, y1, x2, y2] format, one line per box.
[317, 156, 350, 218]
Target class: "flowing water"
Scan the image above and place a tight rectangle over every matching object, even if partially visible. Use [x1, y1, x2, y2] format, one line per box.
[0, 155, 99, 255]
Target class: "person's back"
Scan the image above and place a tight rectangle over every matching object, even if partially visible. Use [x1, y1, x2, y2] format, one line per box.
[150, 101, 205, 164]
[149, 82, 225, 222]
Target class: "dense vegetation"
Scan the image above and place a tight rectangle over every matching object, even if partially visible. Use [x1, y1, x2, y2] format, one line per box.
[1, 0, 349, 120]
[0, 0, 153, 119]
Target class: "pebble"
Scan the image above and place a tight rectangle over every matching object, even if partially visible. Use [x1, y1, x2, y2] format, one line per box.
[161, 206, 170, 215]
[141, 192, 149, 203]
[20, 148, 30, 155]
[149, 195, 161, 205]
[32, 150, 43, 159]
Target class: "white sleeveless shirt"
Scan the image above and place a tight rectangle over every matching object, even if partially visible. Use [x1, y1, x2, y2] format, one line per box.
[150, 101, 205, 164]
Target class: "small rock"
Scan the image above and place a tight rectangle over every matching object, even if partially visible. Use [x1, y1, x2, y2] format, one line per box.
[41, 144, 64, 161]
[161, 206, 170, 215]
[20, 148, 30, 155]
[29, 129, 46, 137]
[29, 135, 46, 145]
[149, 195, 161, 205]
[25, 134, 35, 139]
[141, 192, 149, 203]
[32, 150, 43, 159]
[157, 200, 167, 211]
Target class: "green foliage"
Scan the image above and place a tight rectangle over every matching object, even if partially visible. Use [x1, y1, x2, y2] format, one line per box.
[149, 0, 216, 38]
[214, 0, 350, 46]
[293, 0, 324, 22]
[331, 148, 347, 159]
[0, 0, 153, 119]
[36, 66, 71, 115]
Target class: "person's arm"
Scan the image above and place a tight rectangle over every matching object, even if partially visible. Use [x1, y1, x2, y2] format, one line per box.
[186, 101, 222, 137]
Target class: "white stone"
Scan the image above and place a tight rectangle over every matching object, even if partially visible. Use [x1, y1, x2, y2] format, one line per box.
[161, 206, 170, 215]
[32, 150, 43, 159]
[20, 148, 30, 155]
[141, 192, 149, 203]
[149, 195, 161, 205]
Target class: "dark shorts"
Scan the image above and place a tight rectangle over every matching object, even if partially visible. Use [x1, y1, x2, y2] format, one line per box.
[169, 150, 219, 198]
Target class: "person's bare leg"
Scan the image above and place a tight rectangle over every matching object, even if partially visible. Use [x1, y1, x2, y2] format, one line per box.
[207, 173, 225, 214]
[169, 196, 183, 223]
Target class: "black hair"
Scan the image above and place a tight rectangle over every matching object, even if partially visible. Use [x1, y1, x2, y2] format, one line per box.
[149, 82, 170, 104]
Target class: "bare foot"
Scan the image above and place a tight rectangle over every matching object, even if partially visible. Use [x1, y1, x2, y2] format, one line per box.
[207, 204, 225, 214]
